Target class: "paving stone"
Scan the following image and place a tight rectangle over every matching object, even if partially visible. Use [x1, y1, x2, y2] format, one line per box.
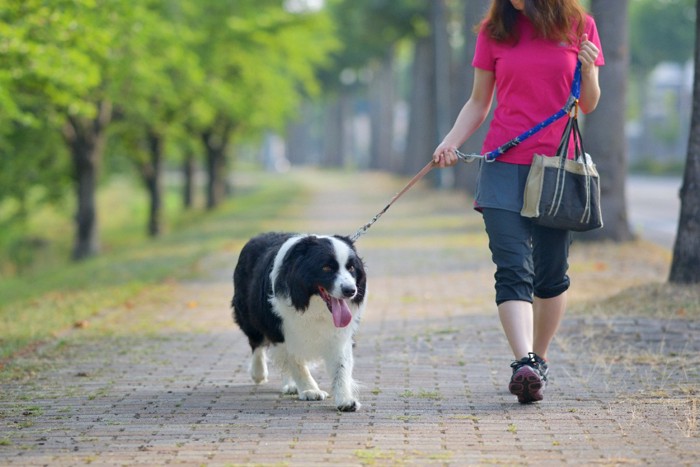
[1, 171, 697, 465]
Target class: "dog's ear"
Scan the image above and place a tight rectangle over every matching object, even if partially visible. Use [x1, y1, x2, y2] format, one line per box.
[350, 254, 367, 305]
[276, 236, 319, 311]
[333, 235, 355, 250]
[332, 235, 366, 305]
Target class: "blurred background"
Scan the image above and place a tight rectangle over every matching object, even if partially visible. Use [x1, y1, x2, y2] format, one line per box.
[0, 0, 695, 277]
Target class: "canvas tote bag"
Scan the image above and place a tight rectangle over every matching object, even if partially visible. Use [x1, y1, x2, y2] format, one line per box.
[521, 109, 603, 232]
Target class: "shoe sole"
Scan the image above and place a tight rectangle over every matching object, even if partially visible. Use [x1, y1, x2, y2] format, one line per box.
[509, 365, 544, 403]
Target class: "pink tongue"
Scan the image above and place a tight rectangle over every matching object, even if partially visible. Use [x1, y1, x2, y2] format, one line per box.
[331, 298, 353, 328]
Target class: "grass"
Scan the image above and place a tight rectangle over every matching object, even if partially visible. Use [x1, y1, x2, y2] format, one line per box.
[576, 282, 700, 319]
[0, 171, 306, 362]
[558, 240, 699, 418]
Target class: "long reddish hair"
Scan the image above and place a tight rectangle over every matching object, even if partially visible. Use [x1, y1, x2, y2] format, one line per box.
[479, 0, 587, 44]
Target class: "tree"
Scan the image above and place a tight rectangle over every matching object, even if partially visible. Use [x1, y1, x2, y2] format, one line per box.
[629, 0, 695, 75]
[582, 0, 634, 241]
[1, 0, 338, 262]
[60, 1, 148, 259]
[669, 0, 700, 284]
[108, 0, 202, 237]
[0, 0, 126, 260]
[186, 0, 338, 208]
[315, 0, 430, 170]
[453, 0, 491, 194]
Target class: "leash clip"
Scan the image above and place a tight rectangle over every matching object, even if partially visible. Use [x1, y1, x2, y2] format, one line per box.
[569, 99, 580, 119]
[455, 149, 487, 164]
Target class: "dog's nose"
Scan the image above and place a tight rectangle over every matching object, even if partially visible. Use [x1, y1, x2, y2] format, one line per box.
[341, 285, 357, 298]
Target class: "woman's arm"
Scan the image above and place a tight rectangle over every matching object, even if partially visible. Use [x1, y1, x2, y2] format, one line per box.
[578, 33, 601, 114]
[433, 68, 495, 167]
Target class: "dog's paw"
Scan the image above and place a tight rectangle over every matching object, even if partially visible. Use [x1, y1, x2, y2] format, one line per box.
[336, 400, 361, 412]
[282, 383, 298, 395]
[298, 389, 328, 401]
[250, 367, 268, 385]
[251, 374, 268, 385]
[249, 358, 268, 384]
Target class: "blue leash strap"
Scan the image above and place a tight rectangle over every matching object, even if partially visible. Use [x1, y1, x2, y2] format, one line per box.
[458, 60, 582, 163]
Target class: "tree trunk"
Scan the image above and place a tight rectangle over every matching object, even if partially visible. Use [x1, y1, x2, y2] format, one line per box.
[144, 130, 163, 237]
[321, 96, 346, 168]
[432, 0, 454, 188]
[368, 50, 396, 171]
[669, 0, 700, 284]
[454, 0, 492, 195]
[71, 143, 99, 260]
[286, 102, 314, 166]
[182, 153, 195, 209]
[202, 127, 229, 210]
[63, 100, 112, 261]
[582, 0, 633, 242]
[405, 37, 437, 176]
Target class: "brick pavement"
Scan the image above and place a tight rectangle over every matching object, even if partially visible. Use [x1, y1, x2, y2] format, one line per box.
[1, 170, 698, 466]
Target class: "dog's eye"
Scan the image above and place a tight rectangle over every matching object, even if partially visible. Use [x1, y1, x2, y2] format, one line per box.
[322, 266, 332, 273]
[347, 265, 355, 273]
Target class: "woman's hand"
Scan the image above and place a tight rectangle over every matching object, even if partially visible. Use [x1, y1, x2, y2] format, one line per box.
[578, 33, 599, 73]
[577, 33, 601, 113]
[432, 142, 459, 168]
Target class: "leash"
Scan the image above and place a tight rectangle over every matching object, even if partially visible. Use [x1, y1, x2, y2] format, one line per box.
[350, 61, 583, 242]
[350, 160, 436, 242]
[454, 61, 582, 163]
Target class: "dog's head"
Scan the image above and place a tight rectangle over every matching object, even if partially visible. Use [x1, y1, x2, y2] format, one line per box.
[274, 235, 366, 327]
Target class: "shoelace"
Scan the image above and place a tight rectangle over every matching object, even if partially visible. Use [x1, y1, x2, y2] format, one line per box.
[510, 353, 536, 370]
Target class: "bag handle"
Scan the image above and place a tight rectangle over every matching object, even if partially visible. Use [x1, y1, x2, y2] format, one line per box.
[547, 104, 595, 223]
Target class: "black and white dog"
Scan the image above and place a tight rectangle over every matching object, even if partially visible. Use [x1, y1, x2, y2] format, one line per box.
[231, 232, 367, 412]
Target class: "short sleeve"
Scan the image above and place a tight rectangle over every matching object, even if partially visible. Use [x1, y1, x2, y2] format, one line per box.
[472, 28, 495, 71]
[585, 16, 605, 66]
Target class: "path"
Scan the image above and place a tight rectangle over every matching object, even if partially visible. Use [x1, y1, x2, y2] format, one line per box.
[627, 175, 682, 249]
[1, 170, 698, 466]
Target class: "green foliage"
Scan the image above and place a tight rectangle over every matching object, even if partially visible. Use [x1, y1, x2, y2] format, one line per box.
[0, 0, 341, 265]
[0, 0, 107, 126]
[0, 0, 111, 219]
[0, 123, 70, 219]
[184, 0, 339, 139]
[0, 171, 305, 360]
[320, 0, 430, 92]
[629, 0, 695, 73]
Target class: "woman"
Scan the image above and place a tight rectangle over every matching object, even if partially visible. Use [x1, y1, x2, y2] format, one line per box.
[432, 0, 604, 403]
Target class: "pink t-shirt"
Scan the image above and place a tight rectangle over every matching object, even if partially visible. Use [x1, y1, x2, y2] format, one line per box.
[473, 14, 605, 165]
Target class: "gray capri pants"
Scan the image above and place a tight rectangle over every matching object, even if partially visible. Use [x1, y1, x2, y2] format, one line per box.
[481, 208, 571, 305]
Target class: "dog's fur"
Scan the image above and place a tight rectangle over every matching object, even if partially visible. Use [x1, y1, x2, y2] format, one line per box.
[231, 232, 367, 411]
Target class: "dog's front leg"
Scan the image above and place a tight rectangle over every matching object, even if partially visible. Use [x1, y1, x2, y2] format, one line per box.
[249, 346, 268, 384]
[271, 345, 328, 401]
[327, 343, 360, 412]
[287, 359, 328, 401]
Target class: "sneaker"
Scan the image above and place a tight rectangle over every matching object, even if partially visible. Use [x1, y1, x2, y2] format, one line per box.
[532, 353, 549, 383]
[509, 352, 545, 403]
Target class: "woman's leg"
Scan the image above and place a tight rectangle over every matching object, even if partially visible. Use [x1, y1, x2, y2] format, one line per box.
[482, 208, 535, 359]
[533, 293, 567, 360]
[532, 225, 571, 361]
[483, 208, 548, 403]
[498, 300, 533, 360]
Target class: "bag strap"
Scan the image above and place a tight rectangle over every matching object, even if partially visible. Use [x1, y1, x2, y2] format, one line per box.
[547, 107, 594, 223]
[479, 61, 582, 162]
